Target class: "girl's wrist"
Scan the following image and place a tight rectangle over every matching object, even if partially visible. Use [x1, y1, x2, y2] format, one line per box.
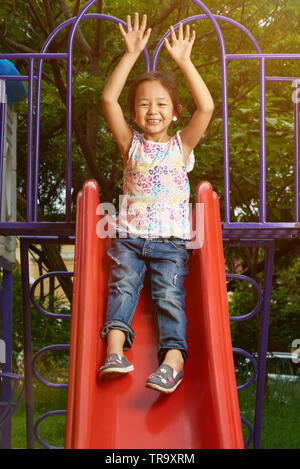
[124, 51, 141, 60]
[176, 57, 193, 67]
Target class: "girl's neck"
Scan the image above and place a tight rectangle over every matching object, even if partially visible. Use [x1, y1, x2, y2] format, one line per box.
[143, 131, 171, 143]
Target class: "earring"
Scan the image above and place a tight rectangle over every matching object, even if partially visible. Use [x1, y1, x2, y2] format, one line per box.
[172, 116, 177, 122]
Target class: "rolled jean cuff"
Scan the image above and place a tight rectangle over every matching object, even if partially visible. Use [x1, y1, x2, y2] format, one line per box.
[158, 346, 188, 365]
[101, 320, 135, 350]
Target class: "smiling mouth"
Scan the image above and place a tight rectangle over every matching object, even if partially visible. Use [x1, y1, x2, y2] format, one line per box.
[147, 119, 161, 124]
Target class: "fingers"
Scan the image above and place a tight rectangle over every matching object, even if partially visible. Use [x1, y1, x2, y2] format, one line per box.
[189, 27, 196, 45]
[120, 15, 195, 46]
[144, 26, 152, 43]
[133, 12, 139, 31]
[169, 23, 196, 43]
[169, 25, 176, 43]
[118, 13, 151, 51]
[118, 22, 126, 38]
[184, 24, 190, 40]
[126, 15, 132, 32]
[122, 13, 147, 33]
[164, 37, 171, 52]
[140, 13, 147, 33]
[178, 22, 183, 41]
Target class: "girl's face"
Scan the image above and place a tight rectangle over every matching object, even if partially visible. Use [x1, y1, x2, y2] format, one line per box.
[134, 80, 175, 142]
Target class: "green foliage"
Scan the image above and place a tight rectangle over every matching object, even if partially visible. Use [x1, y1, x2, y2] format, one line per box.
[1, 0, 299, 364]
[3, 0, 299, 222]
[228, 277, 259, 352]
[268, 257, 300, 351]
[229, 256, 300, 353]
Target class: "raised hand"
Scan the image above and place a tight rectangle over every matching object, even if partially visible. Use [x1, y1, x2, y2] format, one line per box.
[118, 13, 151, 55]
[164, 23, 196, 64]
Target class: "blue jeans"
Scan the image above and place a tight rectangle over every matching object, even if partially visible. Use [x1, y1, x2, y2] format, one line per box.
[101, 234, 192, 363]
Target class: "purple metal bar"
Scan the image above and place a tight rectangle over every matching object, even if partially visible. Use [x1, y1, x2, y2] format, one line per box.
[18, 238, 74, 448]
[1, 222, 296, 238]
[65, 5, 151, 222]
[0, 221, 75, 236]
[227, 53, 300, 60]
[0, 0, 297, 450]
[1, 11, 298, 229]
[222, 221, 300, 228]
[190, 2, 232, 225]
[153, 8, 262, 224]
[259, 58, 266, 223]
[224, 239, 273, 247]
[0, 373, 25, 431]
[226, 54, 300, 226]
[294, 82, 299, 222]
[225, 239, 275, 448]
[266, 76, 300, 82]
[0, 75, 37, 82]
[34, 410, 66, 449]
[0, 53, 68, 60]
[233, 348, 258, 391]
[18, 236, 75, 243]
[241, 416, 254, 449]
[152, 13, 262, 67]
[2, 222, 298, 238]
[30, 271, 73, 320]
[32, 61, 41, 222]
[0, 266, 13, 448]
[26, 59, 35, 221]
[32, 344, 69, 389]
[33, 11, 150, 223]
[20, 240, 35, 449]
[34, 21, 74, 223]
[253, 240, 275, 449]
[224, 230, 299, 239]
[227, 273, 263, 321]
[0, 80, 6, 221]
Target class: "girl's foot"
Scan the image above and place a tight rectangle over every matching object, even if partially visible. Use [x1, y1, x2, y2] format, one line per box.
[145, 364, 184, 394]
[162, 349, 184, 374]
[98, 353, 134, 379]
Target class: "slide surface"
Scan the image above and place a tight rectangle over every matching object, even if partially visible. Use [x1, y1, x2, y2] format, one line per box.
[65, 179, 244, 449]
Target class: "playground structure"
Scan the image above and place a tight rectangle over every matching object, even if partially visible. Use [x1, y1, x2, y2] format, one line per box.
[0, 0, 299, 449]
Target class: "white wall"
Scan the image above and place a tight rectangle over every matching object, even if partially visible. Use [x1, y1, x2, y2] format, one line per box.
[0, 86, 17, 264]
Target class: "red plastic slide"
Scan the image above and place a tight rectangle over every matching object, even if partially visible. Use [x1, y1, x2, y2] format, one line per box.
[65, 179, 244, 449]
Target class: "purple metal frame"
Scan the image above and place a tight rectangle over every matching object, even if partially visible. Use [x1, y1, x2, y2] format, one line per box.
[0, 0, 299, 449]
[0, 258, 25, 449]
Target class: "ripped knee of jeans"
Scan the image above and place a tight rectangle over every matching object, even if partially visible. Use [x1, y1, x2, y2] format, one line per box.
[110, 254, 121, 266]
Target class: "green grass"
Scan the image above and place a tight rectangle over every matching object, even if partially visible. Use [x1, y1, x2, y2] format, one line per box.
[10, 376, 300, 449]
[238, 377, 300, 449]
[11, 380, 67, 449]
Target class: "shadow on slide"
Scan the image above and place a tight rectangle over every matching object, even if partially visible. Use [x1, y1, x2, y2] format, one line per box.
[64, 179, 244, 449]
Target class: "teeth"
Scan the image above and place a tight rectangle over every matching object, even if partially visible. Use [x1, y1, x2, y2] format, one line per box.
[147, 120, 160, 124]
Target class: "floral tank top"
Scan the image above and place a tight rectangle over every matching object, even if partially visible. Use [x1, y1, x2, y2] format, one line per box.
[116, 130, 195, 239]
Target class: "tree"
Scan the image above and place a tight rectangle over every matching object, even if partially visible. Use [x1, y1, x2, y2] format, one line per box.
[1, 0, 299, 301]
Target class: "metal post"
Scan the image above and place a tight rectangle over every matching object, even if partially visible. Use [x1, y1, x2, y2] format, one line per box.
[0, 80, 6, 221]
[253, 240, 275, 448]
[0, 263, 13, 448]
[20, 240, 35, 448]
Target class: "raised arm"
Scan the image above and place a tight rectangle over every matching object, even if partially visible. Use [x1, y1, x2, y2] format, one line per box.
[102, 13, 151, 165]
[164, 23, 214, 164]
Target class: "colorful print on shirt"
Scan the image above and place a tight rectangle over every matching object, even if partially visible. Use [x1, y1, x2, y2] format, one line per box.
[117, 130, 195, 239]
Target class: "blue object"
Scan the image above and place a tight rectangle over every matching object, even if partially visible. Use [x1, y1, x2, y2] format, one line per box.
[0, 59, 28, 107]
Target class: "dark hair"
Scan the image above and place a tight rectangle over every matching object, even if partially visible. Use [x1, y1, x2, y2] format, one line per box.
[127, 71, 181, 118]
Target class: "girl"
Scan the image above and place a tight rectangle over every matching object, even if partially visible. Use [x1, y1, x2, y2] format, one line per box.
[99, 13, 214, 393]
